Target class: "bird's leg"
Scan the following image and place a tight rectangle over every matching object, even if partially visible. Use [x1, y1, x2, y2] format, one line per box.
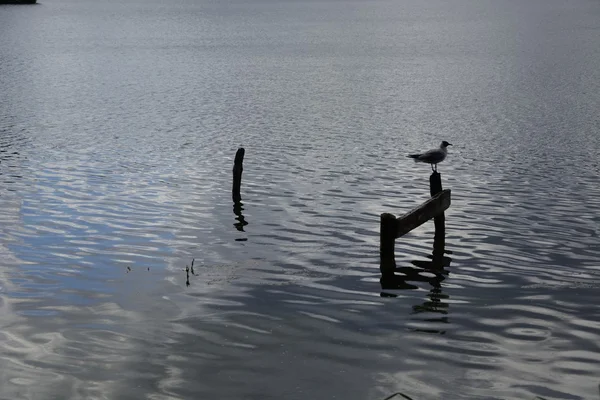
[431, 164, 435, 172]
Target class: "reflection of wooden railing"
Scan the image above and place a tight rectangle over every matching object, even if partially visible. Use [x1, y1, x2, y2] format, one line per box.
[379, 172, 451, 278]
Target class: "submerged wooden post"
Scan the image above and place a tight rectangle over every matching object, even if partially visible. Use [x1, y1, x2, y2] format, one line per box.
[380, 213, 398, 277]
[232, 148, 245, 202]
[430, 172, 445, 236]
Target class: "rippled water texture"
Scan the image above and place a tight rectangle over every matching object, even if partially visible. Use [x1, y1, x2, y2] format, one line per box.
[1, 0, 600, 398]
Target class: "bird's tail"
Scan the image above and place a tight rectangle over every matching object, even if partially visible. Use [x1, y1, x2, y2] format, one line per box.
[408, 154, 420, 161]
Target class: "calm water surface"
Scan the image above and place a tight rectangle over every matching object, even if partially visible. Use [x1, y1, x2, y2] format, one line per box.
[1, 0, 600, 399]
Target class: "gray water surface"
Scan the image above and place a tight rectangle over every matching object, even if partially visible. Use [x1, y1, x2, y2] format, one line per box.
[1, 0, 600, 399]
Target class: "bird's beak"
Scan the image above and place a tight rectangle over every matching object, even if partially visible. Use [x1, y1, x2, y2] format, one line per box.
[448, 143, 453, 146]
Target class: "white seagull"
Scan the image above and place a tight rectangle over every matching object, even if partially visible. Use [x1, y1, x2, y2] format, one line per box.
[408, 141, 452, 171]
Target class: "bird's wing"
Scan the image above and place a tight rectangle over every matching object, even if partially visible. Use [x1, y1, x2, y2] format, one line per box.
[416, 149, 445, 163]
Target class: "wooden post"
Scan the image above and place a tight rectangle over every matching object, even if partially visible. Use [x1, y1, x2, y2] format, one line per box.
[430, 172, 445, 237]
[380, 213, 398, 277]
[429, 171, 442, 197]
[232, 148, 245, 203]
[432, 226, 446, 264]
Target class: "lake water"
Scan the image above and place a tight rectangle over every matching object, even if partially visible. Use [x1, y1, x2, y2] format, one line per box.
[1, 0, 600, 398]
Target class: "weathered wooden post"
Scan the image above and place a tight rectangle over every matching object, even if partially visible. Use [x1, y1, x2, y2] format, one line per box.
[380, 213, 398, 277]
[232, 148, 245, 203]
[429, 171, 443, 197]
[432, 227, 446, 265]
[429, 172, 445, 237]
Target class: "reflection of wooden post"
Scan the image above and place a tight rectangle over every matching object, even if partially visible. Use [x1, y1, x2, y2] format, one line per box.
[430, 172, 445, 237]
[232, 148, 245, 202]
[380, 213, 398, 277]
[233, 201, 248, 232]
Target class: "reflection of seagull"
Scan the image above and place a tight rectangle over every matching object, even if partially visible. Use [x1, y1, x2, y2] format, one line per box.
[408, 141, 452, 171]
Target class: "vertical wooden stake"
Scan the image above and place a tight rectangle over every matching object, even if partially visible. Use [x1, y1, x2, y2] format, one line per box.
[232, 148, 245, 203]
[380, 213, 398, 277]
[429, 171, 443, 197]
[430, 171, 445, 237]
[432, 223, 446, 265]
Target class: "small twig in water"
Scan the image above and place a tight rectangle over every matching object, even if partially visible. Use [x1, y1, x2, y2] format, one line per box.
[381, 393, 415, 400]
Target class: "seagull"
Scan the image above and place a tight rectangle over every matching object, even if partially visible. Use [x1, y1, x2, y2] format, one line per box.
[408, 141, 452, 171]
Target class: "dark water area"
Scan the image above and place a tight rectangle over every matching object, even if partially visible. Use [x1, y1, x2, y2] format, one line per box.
[1, 0, 600, 398]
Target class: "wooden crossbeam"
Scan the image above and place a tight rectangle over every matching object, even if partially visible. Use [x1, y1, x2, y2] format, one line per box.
[396, 189, 451, 238]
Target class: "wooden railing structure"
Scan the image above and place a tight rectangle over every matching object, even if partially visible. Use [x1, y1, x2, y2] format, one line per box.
[380, 172, 451, 280]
